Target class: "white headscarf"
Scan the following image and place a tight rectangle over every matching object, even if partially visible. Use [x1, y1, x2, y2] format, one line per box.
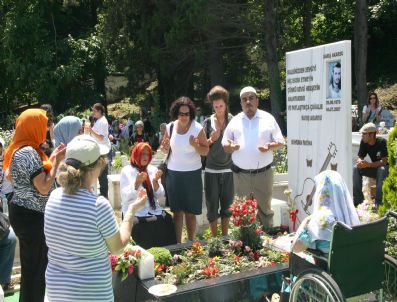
[306, 170, 360, 242]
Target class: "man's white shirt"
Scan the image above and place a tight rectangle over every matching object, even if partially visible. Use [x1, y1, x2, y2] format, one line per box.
[222, 109, 284, 170]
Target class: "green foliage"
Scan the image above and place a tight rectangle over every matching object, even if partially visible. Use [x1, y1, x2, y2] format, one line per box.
[112, 153, 122, 172]
[147, 247, 173, 267]
[207, 237, 223, 257]
[380, 126, 397, 214]
[200, 225, 222, 240]
[273, 144, 288, 173]
[385, 217, 397, 258]
[0, 1, 106, 114]
[0, 128, 13, 146]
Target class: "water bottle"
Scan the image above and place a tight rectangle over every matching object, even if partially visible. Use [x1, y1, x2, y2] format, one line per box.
[1, 194, 8, 216]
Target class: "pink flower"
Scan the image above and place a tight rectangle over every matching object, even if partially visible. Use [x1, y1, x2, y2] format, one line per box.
[128, 265, 134, 274]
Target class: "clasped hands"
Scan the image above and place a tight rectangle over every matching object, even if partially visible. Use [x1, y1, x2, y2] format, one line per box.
[356, 158, 370, 169]
[135, 170, 163, 188]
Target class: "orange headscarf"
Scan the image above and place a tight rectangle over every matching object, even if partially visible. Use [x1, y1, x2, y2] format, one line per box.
[130, 142, 155, 209]
[3, 109, 52, 177]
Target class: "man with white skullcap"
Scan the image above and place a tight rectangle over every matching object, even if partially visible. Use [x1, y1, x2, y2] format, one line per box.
[221, 86, 285, 230]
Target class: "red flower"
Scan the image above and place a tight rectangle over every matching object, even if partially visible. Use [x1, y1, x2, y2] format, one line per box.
[128, 265, 134, 274]
[109, 255, 118, 272]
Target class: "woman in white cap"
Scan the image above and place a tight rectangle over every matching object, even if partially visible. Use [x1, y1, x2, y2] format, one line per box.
[44, 135, 147, 302]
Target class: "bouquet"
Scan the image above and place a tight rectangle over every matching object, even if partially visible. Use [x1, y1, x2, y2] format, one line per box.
[230, 196, 263, 251]
[109, 243, 143, 281]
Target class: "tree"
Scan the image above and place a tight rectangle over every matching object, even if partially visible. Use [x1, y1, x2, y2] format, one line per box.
[354, 0, 368, 110]
[263, 0, 282, 120]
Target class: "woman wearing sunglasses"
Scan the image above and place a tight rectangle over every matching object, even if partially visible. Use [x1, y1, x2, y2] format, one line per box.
[160, 97, 209, 243]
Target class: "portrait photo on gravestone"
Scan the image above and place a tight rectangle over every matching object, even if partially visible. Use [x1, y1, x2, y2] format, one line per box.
[327, 61, 341, 99]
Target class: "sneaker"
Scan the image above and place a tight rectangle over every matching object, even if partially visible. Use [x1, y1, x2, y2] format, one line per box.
[2, 283, 15, 296]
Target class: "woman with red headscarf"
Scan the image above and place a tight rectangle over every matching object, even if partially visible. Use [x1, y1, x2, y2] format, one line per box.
[3, 108, 66, 302]
[120, 142, 176, 248]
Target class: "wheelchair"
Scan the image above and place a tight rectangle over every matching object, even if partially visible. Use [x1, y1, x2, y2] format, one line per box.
[285, 211, 397, 302]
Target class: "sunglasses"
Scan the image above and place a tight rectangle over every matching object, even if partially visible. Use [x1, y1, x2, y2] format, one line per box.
[178, 112, 190, 117]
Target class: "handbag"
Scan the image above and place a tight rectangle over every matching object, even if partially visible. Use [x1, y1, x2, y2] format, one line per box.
[0, 212, 10, 240]
[201, 118, 212, 169]
[157, 122, 174, 173]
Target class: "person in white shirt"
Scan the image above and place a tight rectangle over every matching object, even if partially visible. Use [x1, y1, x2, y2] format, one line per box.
[161, 97, 209, 243]
[120, 142, 176, 248]
[85, 103, 111, 198]
[222, 86, 284, 230]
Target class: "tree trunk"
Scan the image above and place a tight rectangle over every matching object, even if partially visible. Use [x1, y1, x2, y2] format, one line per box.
[354, 0, 368, 114]
[208, 39, 226, 87]
[302, 0, 312, 47]
[263, 0, 283, 129]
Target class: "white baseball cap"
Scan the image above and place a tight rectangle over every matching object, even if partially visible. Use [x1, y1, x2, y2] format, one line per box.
[65, 135, 108, 169]
[240, 86, 257, 98]
[359, 123, 377, 133]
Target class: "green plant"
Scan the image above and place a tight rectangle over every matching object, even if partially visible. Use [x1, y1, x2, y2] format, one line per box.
[112, 154, 122, 172]
[380, 126, 397, 215]
[273, 143, 288, 174]
[0, 128, 14, 146]
[386, 217, 397, 258]
[154, 241, 288, 285]
[147, 247, 173, 267]
[207, 237, 223, 257]
[230, 196, 263, 251]
[200, 225, 222, 240]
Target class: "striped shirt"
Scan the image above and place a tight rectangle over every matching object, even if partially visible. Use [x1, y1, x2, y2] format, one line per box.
[11, 146, 54, 212]
[45, 188, 119, 301]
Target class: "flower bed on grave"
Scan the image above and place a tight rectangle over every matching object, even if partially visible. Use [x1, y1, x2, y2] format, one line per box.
[146, 196, 289, 285]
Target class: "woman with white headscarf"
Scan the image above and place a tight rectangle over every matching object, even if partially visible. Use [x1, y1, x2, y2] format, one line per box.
[293, 170, 360, 253]
[54, 116, 83, 147]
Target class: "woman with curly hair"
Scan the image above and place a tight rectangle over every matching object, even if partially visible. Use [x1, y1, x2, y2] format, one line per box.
[161, 96, 209, 243]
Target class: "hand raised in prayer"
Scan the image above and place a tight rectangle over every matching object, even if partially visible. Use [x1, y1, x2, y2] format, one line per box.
[189, 135, 200, 148]
[161, 137, 170, 152]
[210, 128, 221, 142]
[227, 139, 240, 151]
[129, 188, 147, 212]
[50, 143, 66, 162]
[258, 144, 271, 153]
[135, 172, 147, 188]
[153, 169, 163, 182]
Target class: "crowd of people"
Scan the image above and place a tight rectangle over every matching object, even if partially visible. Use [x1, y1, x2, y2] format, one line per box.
[0, 88, 391, 301]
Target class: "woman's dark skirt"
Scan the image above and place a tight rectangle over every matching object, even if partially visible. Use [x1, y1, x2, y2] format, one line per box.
[165, 168, 203, 215]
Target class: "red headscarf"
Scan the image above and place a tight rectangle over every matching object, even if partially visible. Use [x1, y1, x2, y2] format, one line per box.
[3, 109, 52, 178]
[130, 142, 155, 209]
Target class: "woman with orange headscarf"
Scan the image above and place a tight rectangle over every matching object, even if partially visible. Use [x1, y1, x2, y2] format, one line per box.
[120, 142, 176, 248]
[3, 109, 65, 302]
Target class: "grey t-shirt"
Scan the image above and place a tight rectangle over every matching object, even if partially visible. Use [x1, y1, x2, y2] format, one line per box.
[203, 114, 233, 170]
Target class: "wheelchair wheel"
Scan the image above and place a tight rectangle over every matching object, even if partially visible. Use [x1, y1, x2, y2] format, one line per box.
[290, 268, 344, 302]
[383, 254, 397, 301]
